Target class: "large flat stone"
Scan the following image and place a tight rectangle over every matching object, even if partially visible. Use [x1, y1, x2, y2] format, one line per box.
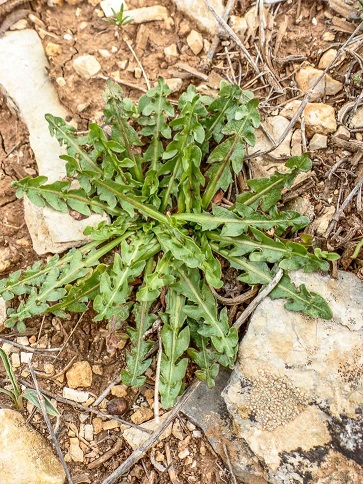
[0, 30, 68, 182]
[0, 409, 65, 483]
[223, 270, 363, 482]
[0, 30, 108, 255]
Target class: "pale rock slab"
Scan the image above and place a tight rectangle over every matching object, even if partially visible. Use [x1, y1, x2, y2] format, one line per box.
[164, 78, 183, 93]
[69, 438, 84, 463]
[100, 0, 126, 17]
[24, 198, 106, 255]
[280, 100, 337, 135]
[229, 15, 248, 37]
[295, 66, 342, 101]
[318, 48, 338, 69]
[223, 270, 363, 482]
[73, 55, 101, 80]
[247, 115, 292, 160]
[350, 106, 363, 129]
[0, 409, 65, 483]
[63, 387, 89, 403]
[187, 30, 204, 56]
[122, 412, 173, 450]
[66, 360, 93, 388]
[310, 205, 335, 235]
[0, 30, 108, 255]
[309, 133, 328, 151]
[0, 30, 68, 181]
[171, 0, 224, 35]
[335, 125, 350, 140]
[126, 6, 173, 29]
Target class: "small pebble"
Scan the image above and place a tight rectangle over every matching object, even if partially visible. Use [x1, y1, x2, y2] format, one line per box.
[106, 397, 128, 416]
[11, 353, 20, 368]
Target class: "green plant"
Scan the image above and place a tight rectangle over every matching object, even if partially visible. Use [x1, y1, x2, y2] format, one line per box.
[104, 3, 132, 28]
[0, 349, 59, 415]
[0, 80, 338, 409]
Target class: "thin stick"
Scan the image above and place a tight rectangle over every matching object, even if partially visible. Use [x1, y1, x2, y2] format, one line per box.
[209, 285, 259, 305]
[28, 363, 73, 484]
[205, 0, 237, 65]
[154, 329, 162, 424]
[20, 379, 153, 434]
[202, 0, 260, 74]
[101, 379, 201, 484]
[125, 39, 150, 90]
[92, 373, 121, 407]
[87, 439, 124, 470]
[96, 74, 147, 93]
[325, 177, 363, 237]
[233, 268, 283, 330]
[52, 355, 77, 380]
[223, 444, 238, 484]
[0, 336, 60, 355]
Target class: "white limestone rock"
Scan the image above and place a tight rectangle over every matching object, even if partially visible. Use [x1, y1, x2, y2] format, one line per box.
[350, 107, 363, 129]
[73, 55, 101, 80]
[126, 6, 173, 29]
[247, 115, 292, 160]
[171, 0, 224, 35]
[318, 48, 338, 69]
[0, 30, 69, 181]
[121, 412, 172, 450]
[0, 31, 108, 255]
[63, 387, 89, 403]
[100, 0, 126, 17]
[309, 133, 328, 150]
[187, 30, 204, 56]
[0, 409, 65, 483]
[223, 270, 363, 482]
[281, 100, 337, 135]
[24, 198, 107, 255]
[295, 66, 342, 101]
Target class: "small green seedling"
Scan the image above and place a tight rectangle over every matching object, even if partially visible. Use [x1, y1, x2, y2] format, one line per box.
[104, 3, 132, 28]
[0, 349, 59, 416]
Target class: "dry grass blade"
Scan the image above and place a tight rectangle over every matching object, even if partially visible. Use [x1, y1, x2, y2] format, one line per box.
[28, 362, 74, 484]
[202, 0, 260, 74]
[325, 177, 363, 238]
[101, 379, 201, 484]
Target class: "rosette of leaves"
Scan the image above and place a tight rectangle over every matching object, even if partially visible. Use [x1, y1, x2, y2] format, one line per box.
[0, 79, 338, 409]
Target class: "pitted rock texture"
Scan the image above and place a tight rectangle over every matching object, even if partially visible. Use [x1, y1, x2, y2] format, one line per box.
[0, 409, 65, 483]
[223, 270, 363, 482]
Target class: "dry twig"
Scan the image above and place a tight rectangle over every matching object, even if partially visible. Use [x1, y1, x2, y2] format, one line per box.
[325, 176, 363, 238]
[87, 438, 124, 470]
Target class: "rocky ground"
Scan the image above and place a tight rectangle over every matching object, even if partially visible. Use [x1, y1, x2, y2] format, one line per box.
[0, 0, 363, 483]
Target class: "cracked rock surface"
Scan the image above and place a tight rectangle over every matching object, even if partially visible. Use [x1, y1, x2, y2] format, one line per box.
[223, 270, 363, 482]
